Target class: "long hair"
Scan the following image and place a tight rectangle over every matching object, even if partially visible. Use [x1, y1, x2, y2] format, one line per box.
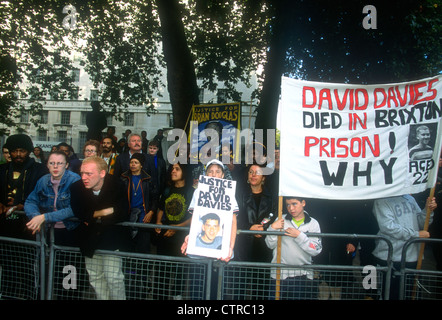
[166, 162, 188, 187]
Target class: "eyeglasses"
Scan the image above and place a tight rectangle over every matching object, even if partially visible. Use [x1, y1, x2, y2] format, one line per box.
[48, 162, 66, 167]
[248, 170, 263, 176]
[85, 149, 97, 154]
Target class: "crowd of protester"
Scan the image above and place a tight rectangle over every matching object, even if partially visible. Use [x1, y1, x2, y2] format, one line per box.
[0, 124, 440, 300]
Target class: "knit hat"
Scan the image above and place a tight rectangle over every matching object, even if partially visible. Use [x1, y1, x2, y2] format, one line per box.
[4, 134, 34, 152]
[130, 152, 145, 166]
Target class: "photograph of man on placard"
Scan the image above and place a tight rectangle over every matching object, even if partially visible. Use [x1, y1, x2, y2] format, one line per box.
[409, 123, 436, 161]
[185, 172, 236, 260]
[195, 213, 224, 250]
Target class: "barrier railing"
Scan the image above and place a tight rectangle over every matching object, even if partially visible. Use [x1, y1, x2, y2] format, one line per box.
[0, 234, 45, 300]
[219, 231, 393, 300]
[0, 216, 401, 300]
[399, 238, 442, 300]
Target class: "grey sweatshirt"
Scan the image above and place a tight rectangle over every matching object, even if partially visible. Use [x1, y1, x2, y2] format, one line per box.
[372, 195, 433, 262]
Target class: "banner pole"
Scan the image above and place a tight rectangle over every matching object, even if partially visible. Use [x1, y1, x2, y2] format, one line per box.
[412, 147, 441, 299]
[275, 195, 283, 300]
[417, 187, 436, 270]
[411, 186, 436, 300]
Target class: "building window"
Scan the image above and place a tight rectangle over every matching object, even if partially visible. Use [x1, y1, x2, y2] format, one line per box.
[37, 129, 47, 141]
[106, 114, 113, 126]
[40, 110, 48, 124]
[169, 114, 174, 128]
[124, 112, 134, 126]
[60, 111, 71, 125]
[80, 111, 87, 125]
[90, 89, 99, 101]
[57, 130, 67, 143]
[79, 131, 88, 154]
[72, 68, 80, 82]
[217, 89, 228, 103]
[198, 88, 204, 103]
[20, 111, 29, 123]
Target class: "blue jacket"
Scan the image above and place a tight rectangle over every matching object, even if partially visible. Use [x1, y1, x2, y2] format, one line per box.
[24, 170, 81, 231]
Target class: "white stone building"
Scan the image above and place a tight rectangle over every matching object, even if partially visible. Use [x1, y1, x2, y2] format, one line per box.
[2, 61, 259, 158]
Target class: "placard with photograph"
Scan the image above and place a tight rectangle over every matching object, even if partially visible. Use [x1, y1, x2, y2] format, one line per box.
[186, 175, 236, 259]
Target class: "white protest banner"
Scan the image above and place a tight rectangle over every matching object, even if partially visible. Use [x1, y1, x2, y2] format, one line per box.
[186, 175, 236, 259]
[278, 76, 442, 200]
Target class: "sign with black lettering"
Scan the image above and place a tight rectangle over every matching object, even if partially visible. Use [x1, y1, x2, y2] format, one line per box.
[188, 103, 241, 162]
[186, 175, 236, 259]
[278, 76, 442, 199]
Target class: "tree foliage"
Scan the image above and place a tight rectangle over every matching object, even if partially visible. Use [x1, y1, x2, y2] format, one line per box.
[0, 0, 440, 134]
[254, 0, 442, 130]
[0, 0, 78, 134]
[73, 0, 164, 121]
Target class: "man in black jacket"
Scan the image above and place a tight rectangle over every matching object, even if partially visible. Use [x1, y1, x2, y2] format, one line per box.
[70, 156, 130, 300]
[0, 134, 47, 239]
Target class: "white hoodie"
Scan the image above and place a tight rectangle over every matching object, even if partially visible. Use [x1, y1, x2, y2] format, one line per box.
[265, 211, 322, 280]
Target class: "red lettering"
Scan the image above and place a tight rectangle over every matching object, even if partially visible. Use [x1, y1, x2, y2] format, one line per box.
[349, 89, 354, 110]
[413, 81, 427, 104]
[408, 84, 415, 106]
[303, 87, 317, 108]
[364, 135, 380, 157]
[426, 78, 438, 101]
[350, 138, 362, 157]
[304, 136, 380, 158]
[304, 136, 319, 156]
[355, 89, 369, 110]
[387, 87, 398, 108]
[334, 89, 349, 111]
[318, 89, 333, 110]
[395, 85, 408, 107]
[374, 88, 387, 109]
[320, 138, 331, 157]
[336, 138, 348, 158]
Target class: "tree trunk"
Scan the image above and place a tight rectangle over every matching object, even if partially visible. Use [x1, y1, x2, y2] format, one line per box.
[156, 0, 199, 130]
[254, 0, 293, 135]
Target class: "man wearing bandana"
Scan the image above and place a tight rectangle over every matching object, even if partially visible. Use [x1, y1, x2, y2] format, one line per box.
[0, 134, 47, 240]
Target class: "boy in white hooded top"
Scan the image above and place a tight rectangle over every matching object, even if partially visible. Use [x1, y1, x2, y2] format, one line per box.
[265, 196, 322, 299]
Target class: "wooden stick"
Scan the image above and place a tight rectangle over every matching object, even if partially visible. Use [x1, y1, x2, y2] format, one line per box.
[416, 187, 435, 270]
[275, 195, 283, 300]
[411, 187, 435, 299]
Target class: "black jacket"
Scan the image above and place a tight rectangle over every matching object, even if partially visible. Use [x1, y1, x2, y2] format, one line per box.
[0, 158, 47, 239]
[120, 169, 158, 219]
[0, 158, 47, 206]
[113, 151, 158, 187]
[70, 174, 130, 257]
[235, 186, 277, 262]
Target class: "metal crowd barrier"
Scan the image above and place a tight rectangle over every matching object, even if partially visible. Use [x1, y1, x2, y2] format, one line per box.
[9, 216, 442, 300]
[0, 233, 45, 300]
[399, 238, 442, 300]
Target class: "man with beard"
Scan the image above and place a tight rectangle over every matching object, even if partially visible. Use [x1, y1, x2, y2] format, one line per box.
[101, 137, 118, 174]
[0, 134, 47, 239]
